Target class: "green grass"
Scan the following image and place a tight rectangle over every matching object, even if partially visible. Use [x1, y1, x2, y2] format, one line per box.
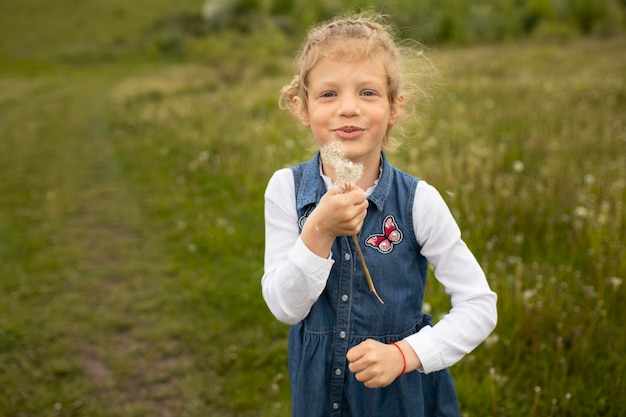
[0, 3, 625, 415]
[0, 0, 202, 61]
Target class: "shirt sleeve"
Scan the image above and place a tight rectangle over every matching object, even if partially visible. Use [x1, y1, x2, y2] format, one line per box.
[404, 181, 498, 374]
[261, 168, 334, 325]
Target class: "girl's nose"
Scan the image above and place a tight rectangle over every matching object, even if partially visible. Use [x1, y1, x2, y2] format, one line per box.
[337, 94, 360, 117]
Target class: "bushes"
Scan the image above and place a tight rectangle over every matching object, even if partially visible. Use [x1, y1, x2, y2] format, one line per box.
[205, 0, 626, 43]
[378, 0, 625, 43]
[143, 0, 626, 64]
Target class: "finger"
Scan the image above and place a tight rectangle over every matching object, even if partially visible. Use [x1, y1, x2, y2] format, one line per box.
[346, 344, 366, 364]
[336, 207, 367, 232]
[342, 183, 365, 193]
[327, 184, 347, 195]
[346, 186, 367, 203]
[324, 191, 361, 211]
[347, 341, 390, 378]
[348, 358, 367, 375]
[347, 340, 378, 372]
[351, 359, 376, 380]
[364, 378, 387, 389]
[332, 183, 366, 203]
[334, 183, 354, 193]
[353, 364, 387, 388]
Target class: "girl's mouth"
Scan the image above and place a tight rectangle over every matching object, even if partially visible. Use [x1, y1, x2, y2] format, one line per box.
[334, 126, 364, 140]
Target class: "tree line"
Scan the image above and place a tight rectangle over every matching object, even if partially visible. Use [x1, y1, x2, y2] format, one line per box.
[201, 0, 626, 43]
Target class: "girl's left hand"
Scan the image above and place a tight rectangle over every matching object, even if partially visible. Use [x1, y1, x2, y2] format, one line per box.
[346, 339, 406, 388]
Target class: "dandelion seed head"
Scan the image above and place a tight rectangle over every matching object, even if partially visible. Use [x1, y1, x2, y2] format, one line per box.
[321, 141, 345, 167]
[574, 206, 589, 219]
[321, 142, 364, 188]
[176, 219, 187, 230]
[522, 289, 536, 302]
[584, 174, 596, 185]
[485, 333, 500, 348]
[335, 160, 363, 186]
[609, 276, 622, 290]
[582, 285, 597, 298]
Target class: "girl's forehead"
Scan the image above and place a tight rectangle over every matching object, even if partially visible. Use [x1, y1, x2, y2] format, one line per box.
[312, 38, 384, 61]
[307, 45, 388, 75]
[311, 54, 386, 74]
[307, 55, 389, 89]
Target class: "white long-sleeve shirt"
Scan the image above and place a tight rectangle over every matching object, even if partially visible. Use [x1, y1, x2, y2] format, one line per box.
[262, 167, 497, 374]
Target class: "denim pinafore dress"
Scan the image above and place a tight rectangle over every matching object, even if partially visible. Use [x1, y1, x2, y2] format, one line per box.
[289, 152, 460, 417]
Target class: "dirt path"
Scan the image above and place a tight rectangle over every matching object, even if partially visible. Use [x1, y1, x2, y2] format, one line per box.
[0, 73, 188, 416]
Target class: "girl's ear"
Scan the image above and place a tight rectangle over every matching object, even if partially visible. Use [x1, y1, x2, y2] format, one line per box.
[293, 96, 310, 127]
[388, 94, 404, 126]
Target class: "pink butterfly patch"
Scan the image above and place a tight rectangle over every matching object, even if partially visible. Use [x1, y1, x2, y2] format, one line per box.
[365, 215, 403, 254]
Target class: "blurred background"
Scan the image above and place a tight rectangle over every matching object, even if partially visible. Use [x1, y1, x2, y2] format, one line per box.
[1, 0, 624, 416]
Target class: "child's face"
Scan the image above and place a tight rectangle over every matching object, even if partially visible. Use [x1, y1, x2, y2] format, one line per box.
[295, 53, 399, 167]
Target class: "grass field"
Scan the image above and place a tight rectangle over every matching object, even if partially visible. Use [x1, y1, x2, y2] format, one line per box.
[1, 2, 625, 415]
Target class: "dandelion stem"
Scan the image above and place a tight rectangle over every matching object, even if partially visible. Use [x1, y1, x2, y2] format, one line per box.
[321, 142, 383, 304]
[352, 234, 384, 304]
[529, 386, 541, 417]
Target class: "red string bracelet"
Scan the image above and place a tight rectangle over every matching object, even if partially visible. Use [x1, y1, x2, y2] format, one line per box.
[388, 342, 406, 378]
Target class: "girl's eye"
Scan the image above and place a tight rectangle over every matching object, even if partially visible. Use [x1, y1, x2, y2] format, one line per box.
[321, 92, 335, 98]
[361, 90, 376, 97]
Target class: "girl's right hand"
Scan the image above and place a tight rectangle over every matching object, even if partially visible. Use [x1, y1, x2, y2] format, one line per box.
[316, 183, 369, 236]
[300, 184, 368, 258]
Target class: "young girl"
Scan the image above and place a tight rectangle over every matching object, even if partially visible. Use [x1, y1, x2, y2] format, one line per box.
[262, 12, 497, 417]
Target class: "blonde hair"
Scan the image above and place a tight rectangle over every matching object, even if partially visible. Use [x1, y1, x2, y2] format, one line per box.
[280, 11, 436, 151]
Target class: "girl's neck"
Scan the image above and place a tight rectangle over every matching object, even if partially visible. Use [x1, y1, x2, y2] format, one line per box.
[322, 155, 382, 191]
[356, 160, 382, 190]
